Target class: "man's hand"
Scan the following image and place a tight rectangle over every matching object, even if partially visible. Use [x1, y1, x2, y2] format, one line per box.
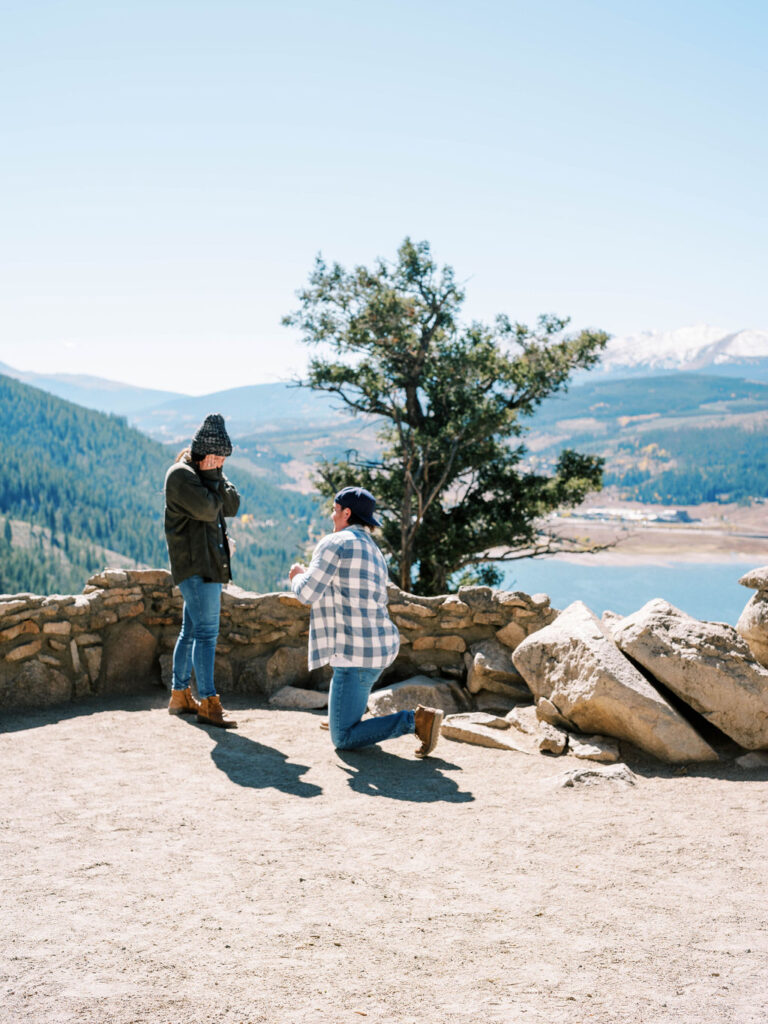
[288, 562, 306, 581]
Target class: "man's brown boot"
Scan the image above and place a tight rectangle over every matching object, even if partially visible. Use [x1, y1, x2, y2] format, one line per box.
[197, 695, 238, 729]
[168, 687, 201, 716]
[414, 705, 443, 758]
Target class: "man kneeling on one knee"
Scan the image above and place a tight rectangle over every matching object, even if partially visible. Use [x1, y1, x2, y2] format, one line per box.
[289, 485, 442, 758]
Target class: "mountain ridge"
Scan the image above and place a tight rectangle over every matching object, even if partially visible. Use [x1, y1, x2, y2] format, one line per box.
[3, 324, 767, 426]
[598, 325, 768, 374]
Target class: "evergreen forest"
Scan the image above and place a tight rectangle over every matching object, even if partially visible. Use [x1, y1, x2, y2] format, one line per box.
[0, 374, 319, 595]
[603, 424, 768, 504]
[528, 373, 768, 505]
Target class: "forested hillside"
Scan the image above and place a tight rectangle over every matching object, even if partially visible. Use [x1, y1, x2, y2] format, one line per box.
[602, 425, 768, 503]
[0, 375, 319, 595]
[527, 373, 768, 504]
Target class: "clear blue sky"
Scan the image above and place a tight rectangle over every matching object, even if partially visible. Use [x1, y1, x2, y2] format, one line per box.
[1, 0, 765, 394]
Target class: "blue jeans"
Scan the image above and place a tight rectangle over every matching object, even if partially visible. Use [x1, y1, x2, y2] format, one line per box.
[172, 575, 222, 700]
[329, 666, 415, 751]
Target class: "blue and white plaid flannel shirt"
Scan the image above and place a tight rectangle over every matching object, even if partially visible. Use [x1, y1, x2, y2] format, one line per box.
[290, 526, 400, 670]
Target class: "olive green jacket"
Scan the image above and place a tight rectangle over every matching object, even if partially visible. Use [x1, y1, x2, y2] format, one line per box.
[164, 459, 241, 585]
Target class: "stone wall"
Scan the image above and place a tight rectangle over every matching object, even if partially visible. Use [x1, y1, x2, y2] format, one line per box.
[0, 568, 557, 713]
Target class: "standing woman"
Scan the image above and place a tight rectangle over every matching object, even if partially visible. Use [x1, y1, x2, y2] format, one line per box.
[165, 413, 240, 729]
[289, 485, 443, 757]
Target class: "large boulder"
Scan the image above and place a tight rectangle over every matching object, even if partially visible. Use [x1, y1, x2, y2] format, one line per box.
[613, 599, 768, 751]
[736, 566, 768, 668]
[512, 601, 718, 764]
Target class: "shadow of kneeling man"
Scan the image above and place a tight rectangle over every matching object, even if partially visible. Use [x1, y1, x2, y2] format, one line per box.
[208, 730, 323, 798]
[336, 747, 474, 803]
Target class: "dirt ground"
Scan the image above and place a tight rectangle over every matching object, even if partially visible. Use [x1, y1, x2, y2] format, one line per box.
[3, 692, 768, 1024]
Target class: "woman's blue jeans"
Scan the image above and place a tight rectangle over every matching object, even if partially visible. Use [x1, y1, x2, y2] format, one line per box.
[329, 666, 415, 751]
[172, 575, 222, 700]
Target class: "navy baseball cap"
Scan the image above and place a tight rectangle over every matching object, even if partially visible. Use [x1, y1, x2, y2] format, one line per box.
[334, 486, 381, 527]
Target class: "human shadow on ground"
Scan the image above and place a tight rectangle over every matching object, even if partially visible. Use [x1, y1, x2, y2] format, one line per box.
[206, 727, 323, 797]
[0, 689, 167, 734]
[335, 747, 474, 803]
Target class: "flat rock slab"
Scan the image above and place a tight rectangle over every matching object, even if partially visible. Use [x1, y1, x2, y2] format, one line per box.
[512, 600, 718, 764]
[613, 598, 768, 750]
[442, 712, 537, 753]
[367, 675, 470, 716]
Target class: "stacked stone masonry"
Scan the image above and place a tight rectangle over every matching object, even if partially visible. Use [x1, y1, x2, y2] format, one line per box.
[0, 569, 557, 713]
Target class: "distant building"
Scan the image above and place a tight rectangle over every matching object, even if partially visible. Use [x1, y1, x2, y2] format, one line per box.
[564, 507, 693, 524]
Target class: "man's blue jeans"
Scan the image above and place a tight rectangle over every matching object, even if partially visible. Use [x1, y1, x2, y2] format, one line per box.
[172, 575, 222, 700]
[329, 665, 415, 750]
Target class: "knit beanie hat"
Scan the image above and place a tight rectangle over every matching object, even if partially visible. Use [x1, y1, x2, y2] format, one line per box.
[190, 413, 233, 458]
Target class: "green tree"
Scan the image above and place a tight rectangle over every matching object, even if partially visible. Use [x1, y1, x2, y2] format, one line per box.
[284, 238, 609, 595]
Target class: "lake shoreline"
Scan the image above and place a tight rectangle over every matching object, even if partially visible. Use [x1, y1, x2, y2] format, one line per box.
[537, 497, 768, 569]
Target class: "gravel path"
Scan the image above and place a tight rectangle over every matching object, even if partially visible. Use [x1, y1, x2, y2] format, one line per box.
[3, 692, 767, 1024]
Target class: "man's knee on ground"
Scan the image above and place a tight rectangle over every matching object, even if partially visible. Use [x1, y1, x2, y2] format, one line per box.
[330, 724, 356, 750]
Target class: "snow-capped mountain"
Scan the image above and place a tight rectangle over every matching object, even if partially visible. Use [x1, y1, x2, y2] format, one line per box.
[598, 325, 768, 374]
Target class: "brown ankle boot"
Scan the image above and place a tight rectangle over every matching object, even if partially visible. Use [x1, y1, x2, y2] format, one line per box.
[197, 695, 238, 729]
[414, 705, 443, 758]
[168, 687, 201, 716]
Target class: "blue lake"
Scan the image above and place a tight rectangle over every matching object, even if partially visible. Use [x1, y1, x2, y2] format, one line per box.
[496, 558, 757, 625]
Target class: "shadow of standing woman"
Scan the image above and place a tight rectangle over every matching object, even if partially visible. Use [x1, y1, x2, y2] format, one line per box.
[207, 729, 323, 798]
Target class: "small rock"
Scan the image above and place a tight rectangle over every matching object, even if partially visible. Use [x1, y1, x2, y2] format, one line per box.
[735, 751, 768, 769]
[466, 638, 529, 695]
[538, 721, 568, 755]
[494, 619, 527, 649]
[568, 734, 621, 763]
[535, 696, 572, 730]
[269, 686, 328, 709]
[557, 763, 637, 788]
[506, 704, 568, 755]
[505, 704, 539, 734]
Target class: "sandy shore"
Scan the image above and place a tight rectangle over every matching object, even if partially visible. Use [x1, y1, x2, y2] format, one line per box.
[3, 692, 768, 1024]
[538, 500, 768, 567]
